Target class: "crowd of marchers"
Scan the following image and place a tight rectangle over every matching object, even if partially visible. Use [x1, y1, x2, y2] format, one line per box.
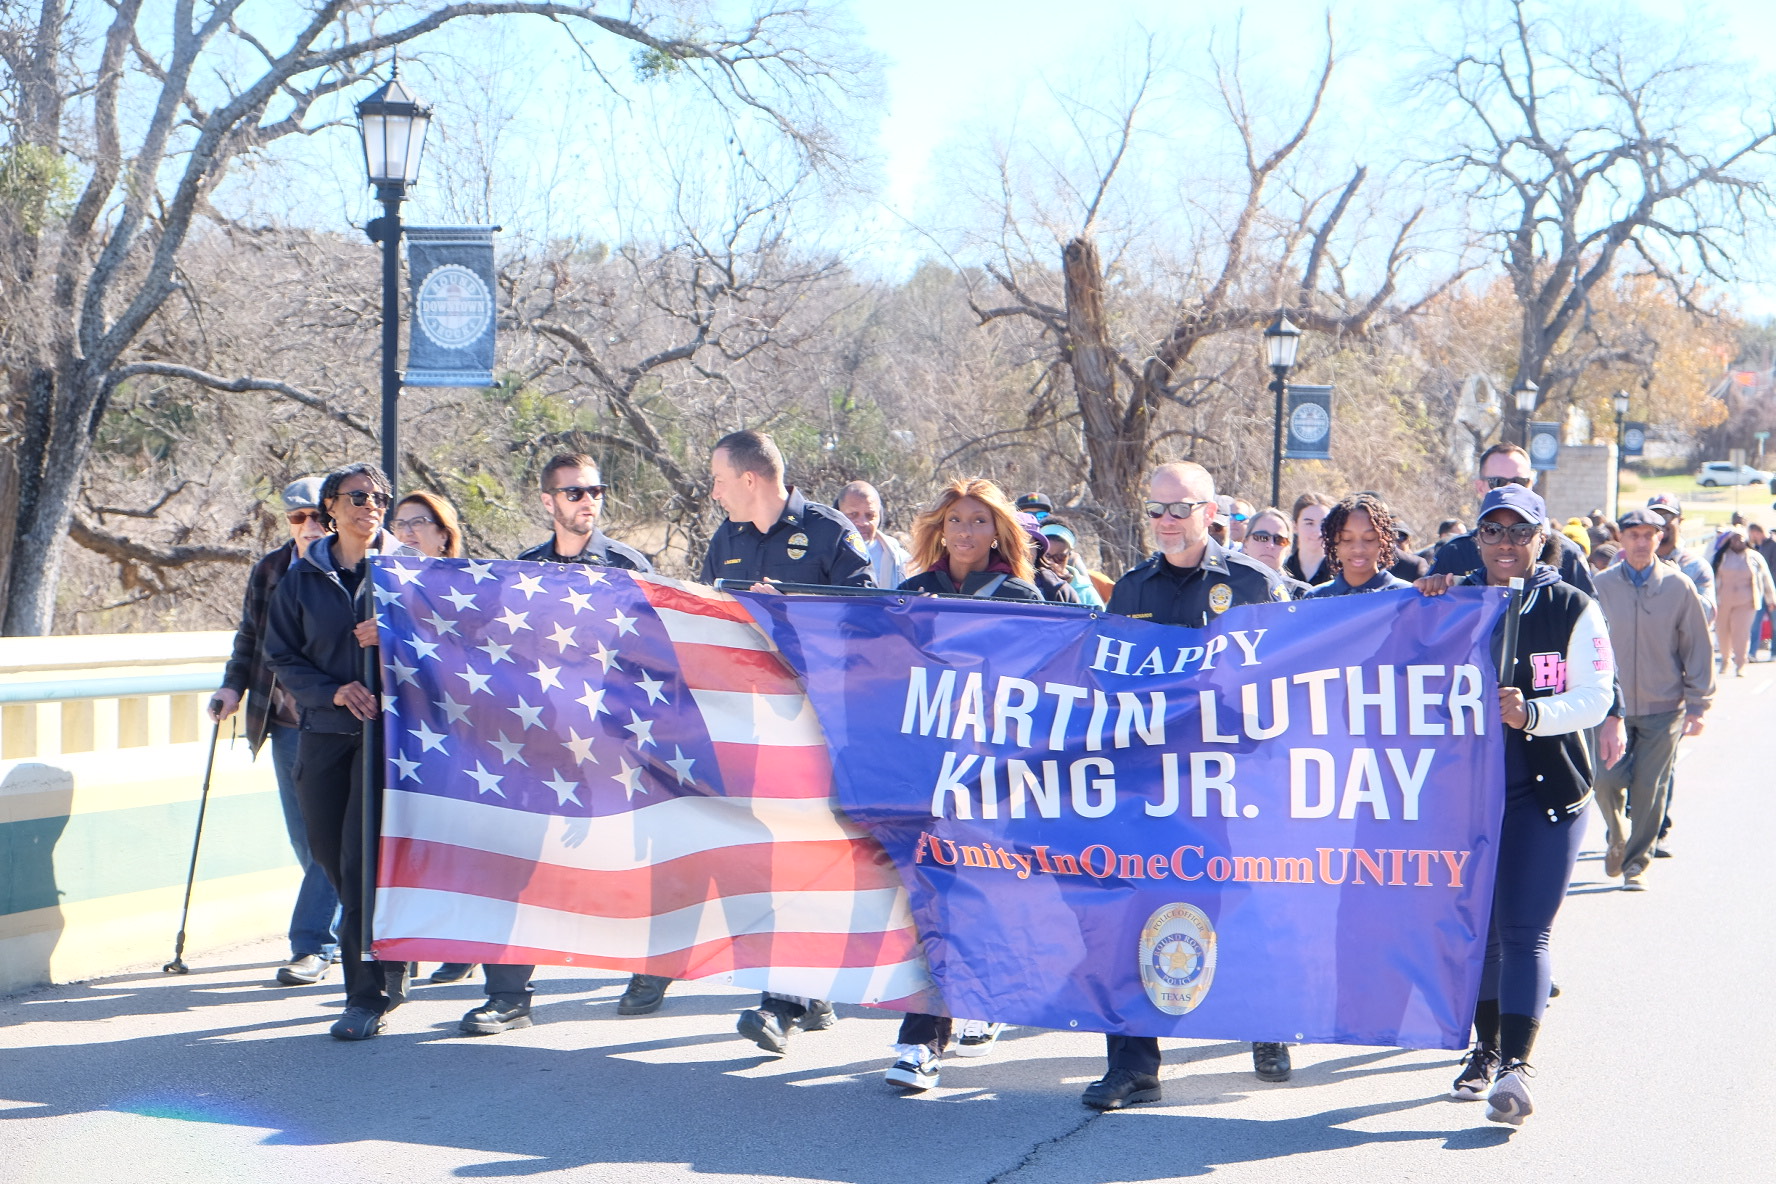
[211, 430, 1730, 1130]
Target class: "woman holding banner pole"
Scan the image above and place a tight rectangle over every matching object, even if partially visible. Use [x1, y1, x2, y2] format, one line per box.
[1415, 484, 1619, 1125]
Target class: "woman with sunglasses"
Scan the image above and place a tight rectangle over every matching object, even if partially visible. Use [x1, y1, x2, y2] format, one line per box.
[1304, 493, 1412, 597]
[1239, 507, 1313, 597]
[1415, 485, 1617, 1126]
[265, 463, 422, 1040]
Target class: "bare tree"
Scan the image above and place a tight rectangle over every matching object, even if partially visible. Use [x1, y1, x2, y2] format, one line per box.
[0, 0, 866, 634]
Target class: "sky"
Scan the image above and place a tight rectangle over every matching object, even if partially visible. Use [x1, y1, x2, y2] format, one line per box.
[215, 0, 1776, 315]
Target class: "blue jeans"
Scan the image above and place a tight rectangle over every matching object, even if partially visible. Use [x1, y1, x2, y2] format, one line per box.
[270, 723, 341, 960]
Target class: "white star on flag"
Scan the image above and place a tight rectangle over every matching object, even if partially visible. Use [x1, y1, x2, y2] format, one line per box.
[514, 572, 547, 600]
[581, 567, 608, 586]
[406, 636, 440, 662]
[476, 638, 513, 665]
[561, 586, 595, 614]
[496, 607, 532, 633]
[435, 695, 471, 726]
[508, 697, 546, 730]
[387, 563, 424, 586]
[607, 608, 638, 637]
[489, 733, 529, 766]
[373, 584, 403, 607]
[421, 611, 459, 637]
[591, 640, 620, 672]
[577, 682, 610, 719]
[391, 752, 423, 782]
[466, 761, 506, 797]
[542, 771, 582, 806]
[611, 757, 645, 800]
[635, 671, 669, 705]
[381, 692, 401, 716]
[665, 746, 697, 786]
[528, 659, 563, 692]
[408, 720, 448, 754]
[455, 666, 493, 695]
[441, 587, 478, 611]
[547, 622, 577, 653]
[464, 560, 496, 583]
[562, 729, 598, 764]
[387, 656, 419, 686]
[624, 709, 657, 748]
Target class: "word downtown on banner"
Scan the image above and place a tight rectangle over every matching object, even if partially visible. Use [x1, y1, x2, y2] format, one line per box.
[368, 560, 1508, 1052]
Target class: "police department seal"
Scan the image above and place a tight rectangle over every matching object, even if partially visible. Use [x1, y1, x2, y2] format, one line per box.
[415, 264, 493, 349]
[1208, 582, 1233, 614]
[1138, 902, 1217, 1015]
[785, 531, 809, 560]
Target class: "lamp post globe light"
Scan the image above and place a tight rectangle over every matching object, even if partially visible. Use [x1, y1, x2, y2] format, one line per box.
[357, 66, 433, 496]
[1513, 378, 1538, 448]
[1264, 311, 1303, 509]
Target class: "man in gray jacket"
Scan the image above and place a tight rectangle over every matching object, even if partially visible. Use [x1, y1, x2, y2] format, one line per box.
[1590, 508, 1715, 890]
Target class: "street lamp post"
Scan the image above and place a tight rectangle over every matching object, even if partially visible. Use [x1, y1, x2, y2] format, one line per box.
[1264, 311, 1302, 509]
[356, 67, 433, 495]
[1613, 389, 1630, 515]
[1513, 379, 1539, 447]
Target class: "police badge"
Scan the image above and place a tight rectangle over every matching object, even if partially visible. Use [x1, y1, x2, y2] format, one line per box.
[785, 531, 809, 560]
[1138, 902, 1217, 1015]
[1208, 582, 1233, 613]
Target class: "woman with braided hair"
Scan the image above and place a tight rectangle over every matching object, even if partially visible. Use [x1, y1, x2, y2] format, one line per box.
[1303, 492, 1413, 597]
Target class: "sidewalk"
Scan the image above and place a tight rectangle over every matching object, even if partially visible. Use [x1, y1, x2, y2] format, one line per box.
[4, 668, 1774, 1184]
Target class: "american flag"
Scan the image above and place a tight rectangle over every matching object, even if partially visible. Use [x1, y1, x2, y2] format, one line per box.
[368, 557, 931, 1005]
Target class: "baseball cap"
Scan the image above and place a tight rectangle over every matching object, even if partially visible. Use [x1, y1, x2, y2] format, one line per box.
[1646, 493, 1682, 519]
[1016, 511, 1050, 558]
[1477, 485, 1547, 525]
[281, 477, 325, 512]
[1616, 507, 1662, 530]
[1015, 492, 1054, 518]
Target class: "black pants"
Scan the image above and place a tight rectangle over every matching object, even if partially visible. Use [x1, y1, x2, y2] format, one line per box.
[1105, 1034, 1161, 1076]
[484, 965, 534, 998]
[295, 730, 404, 1013]
[898, 1012, 952, 1051]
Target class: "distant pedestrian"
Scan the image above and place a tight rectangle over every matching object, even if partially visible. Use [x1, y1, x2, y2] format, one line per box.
[1390, 523, 1431, 581]
[1646, 494, 1714, 620]
[1590, 508, 1713, 890]
[1749, 523, 1776, 659]
[209, 478, 341, 989]
[1284, 492, 1335, 586]
[1709, 526, 1775, 677]
[1240, 507, 1313, 597]
[1588, 542, 1619, 573]
[390, 490, 464, 559]
[838, 480, 911, 590]
[1038, 518, 1106, 607]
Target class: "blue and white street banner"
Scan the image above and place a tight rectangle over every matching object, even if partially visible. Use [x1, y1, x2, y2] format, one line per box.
[1528, 421, 1561, 470]
[741, 588, 1509, 1049]
[1622, 422, 1647, 459]
[405, 226, 496, 387]
[1283, 384, 1334, 460]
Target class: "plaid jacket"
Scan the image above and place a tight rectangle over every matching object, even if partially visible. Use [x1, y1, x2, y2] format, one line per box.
[221, 539, 299, 756]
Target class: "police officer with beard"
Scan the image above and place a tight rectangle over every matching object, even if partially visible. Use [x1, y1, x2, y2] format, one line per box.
[1085, 460, 1291, 1110]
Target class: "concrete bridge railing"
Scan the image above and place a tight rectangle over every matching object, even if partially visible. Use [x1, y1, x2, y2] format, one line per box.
[0, 631, 294, 995]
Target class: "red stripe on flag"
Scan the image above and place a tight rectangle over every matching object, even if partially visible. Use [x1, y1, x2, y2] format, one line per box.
[710, 740, 833, 798]
[382, 835, 899, 917]
[673, 641, 801, 696]
[374, 926, 922, 981]
[636, 579, 757, 624]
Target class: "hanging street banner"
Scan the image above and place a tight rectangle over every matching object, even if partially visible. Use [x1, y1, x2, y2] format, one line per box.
[1528, 421, 1562, 470]
[1283, 383, 1334, 460]
[1622, 422, 1647, 458]
[405, 226, 497, 387]
[370, 561, 1509, 1050]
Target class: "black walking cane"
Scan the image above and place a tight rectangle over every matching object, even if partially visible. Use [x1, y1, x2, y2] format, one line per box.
[163, 720, 224, 974]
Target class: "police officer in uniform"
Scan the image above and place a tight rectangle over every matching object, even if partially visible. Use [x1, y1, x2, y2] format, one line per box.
[668, 430, 872, 1049]
[1084, 460, 1291, 1110]
[516, 453, 653, 572]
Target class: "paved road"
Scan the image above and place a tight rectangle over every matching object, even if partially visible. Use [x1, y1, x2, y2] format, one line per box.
[6, 668, 1774, 1184]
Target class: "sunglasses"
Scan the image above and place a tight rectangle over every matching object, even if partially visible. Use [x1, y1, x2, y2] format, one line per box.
[333, 490, 390, 508]
[1245, 529, 1290, 545]
[286, 510, 322, 526]
[1485, 476, 1532, 489]
[1476, 521, 1542, 545]
[392, 515, 437, 532]
[549, 484, 608, 502]
[1144, 499, 1209, 520]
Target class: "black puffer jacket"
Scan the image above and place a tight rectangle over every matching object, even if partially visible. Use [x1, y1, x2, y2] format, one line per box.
[899, 567, 1044, 601]
[264, 531, 421, 735]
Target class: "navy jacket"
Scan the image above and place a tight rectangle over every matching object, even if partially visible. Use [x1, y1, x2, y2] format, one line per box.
[517, 529, 653, 572]
[1107, 539, 1289, 626]
[700, 487, 872, 588]
[899, 568, 1044, 601]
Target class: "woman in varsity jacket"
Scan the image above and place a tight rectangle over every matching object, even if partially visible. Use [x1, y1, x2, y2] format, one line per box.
[1417, 483, 1618, 1128]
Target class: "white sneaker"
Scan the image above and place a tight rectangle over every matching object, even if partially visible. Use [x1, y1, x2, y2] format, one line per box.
[953, 1020, 1006, 1058]
[1485, 1062, 1535, 1126]
[884, 1043, 939, 1091]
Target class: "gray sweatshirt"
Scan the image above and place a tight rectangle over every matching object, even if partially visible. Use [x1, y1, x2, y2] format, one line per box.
[1591, 559, 1716, 717]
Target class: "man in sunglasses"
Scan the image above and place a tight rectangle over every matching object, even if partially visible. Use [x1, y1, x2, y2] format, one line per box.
[517, 453, 652, 573]
[1085, 461, 1289, 1111]
[208, 477, 342, 988]
[1430, 443, 1594, 594]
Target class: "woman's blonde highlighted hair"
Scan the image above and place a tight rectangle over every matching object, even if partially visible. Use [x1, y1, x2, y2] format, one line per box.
[908, 478, 1033, 584]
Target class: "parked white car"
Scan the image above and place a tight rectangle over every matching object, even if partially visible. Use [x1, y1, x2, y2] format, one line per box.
[1695, 461, 1773, 487]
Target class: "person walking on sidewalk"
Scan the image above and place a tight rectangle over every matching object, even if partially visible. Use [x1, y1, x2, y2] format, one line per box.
[1709, 526, 1775, 677]
[1590, 508, 1714, 890]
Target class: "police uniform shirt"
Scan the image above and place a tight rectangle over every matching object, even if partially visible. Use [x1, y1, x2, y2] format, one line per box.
[699, 487, 874, 588]
[516, 530, 653, 573]
[1106, 537, 1288, 627]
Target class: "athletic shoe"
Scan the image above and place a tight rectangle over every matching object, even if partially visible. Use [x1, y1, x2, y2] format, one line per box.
[1653, 841, 1673, 859]
[1485, 1061, 1535, 1125]
[797, 999, 837, 1031]
[429, 963, 476, 984]
[1603, 839, 1626, 879]
[1623, 860, 1648, 891]
[737, 1006, 793, 1055]
[884, 1044, 940, 1091]
[1252, 1041, 1292, 1082]
[276, 954, 330, 986]
[1081, 1068, 1162, 1110]
[616, 973, 672, 1015]
[329, 1006, 386, 1041]
[1450, 1044, 1499, 1100]
[954, 1020, 1006, 1058]
[460, 995, 533, 1035]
